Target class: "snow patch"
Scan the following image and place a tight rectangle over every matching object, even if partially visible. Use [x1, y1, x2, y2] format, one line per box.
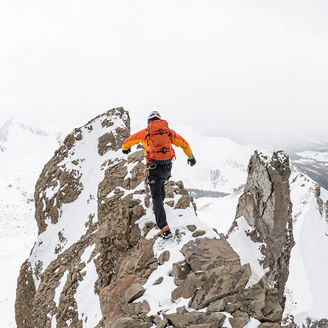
[227, 216, 268, 287]
[75, 259, 101, 328]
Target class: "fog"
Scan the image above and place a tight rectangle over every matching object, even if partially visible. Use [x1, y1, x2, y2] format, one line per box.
[1, 0, 328, 149]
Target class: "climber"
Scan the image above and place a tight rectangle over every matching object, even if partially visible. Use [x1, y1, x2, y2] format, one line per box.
[122, 111, 196, 239]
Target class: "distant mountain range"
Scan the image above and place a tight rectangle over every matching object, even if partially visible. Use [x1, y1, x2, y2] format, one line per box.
[289, 142, 328, 190]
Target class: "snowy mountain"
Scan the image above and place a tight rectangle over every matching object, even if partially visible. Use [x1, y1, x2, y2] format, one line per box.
[290, 143, 328, 191]
[15, 109, 288, 327]
[1, 109, 327, 327]
[0, 118, 62, 328]
[168, 125, 254, 194]
[12, 108, 328, 328]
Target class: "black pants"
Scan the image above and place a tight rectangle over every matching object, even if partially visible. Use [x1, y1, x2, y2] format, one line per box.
[148, 161, 172, 229]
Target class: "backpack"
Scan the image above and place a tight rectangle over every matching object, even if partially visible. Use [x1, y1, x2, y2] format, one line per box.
[146, 119, 175, 163]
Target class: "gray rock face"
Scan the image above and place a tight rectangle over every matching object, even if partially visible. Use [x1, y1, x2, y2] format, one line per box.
[229, 151, 295, 312]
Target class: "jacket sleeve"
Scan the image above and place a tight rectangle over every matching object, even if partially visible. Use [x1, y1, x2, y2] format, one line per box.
[170, 129, 193, 157]
[122, 129, 148, 150]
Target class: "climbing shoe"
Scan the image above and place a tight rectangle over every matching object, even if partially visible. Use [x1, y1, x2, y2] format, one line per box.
[161, 226, 173, 239]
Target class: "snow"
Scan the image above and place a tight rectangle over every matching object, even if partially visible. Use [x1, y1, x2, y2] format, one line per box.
[28, 116, 127, 289]
[0, 119, 61, 328]
[170, 125, 254, 193]
[284, 169, 328, 324]
[296, 150, 328, 162]
[195, 192, 241, 234]
[80, 244, 95, 264]
[44, 184, 60, 199]
[227, 216, 268, 288]
[137, 200, 219, 316]
[54, 270, 68, 307]
[75, 242, 100, 326]
[75, 259, 101, 328]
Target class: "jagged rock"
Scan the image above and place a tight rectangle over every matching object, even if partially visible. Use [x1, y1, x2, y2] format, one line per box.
[128, 198, 142, 207]
[172, 261, 191, 285]
[218, 283, 282, 322]
[165, 200, 175, 207]
[192, 230, 206, 237]
[100, 275, 137, 323]
[124, 283, 146, 303]
[135, 300, 150, 314]
[165, 312, 201, 327]
[172, 271, 203, 301]
[206, 298, 226, 312]
[143, 221, 156, 236]
[174, 194, 191, 209]
[187, 224, 197, 232]
[110, 317, 152, 328]
[127, 150, 145, 163]
[155, 317, 169, 328]
[165, 312, 226, 328]
[258, 324, 282, 328]
[188, 324, 218, 328]
[158, 250, 170, 265]
[15, 261, 35, 328]
[189, 264, 252, 309]
[176, 305, 188, 314]
[181, 238, 240, 272]
[153, 277, 163, 285]
[228, 151, 295, 312]
[229, 316, 250, 328]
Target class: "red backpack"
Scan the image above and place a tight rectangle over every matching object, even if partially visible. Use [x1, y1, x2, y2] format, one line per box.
[146, 119, 175, 162]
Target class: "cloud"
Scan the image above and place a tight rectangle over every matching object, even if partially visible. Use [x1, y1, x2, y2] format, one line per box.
[0, 0, 327, 148]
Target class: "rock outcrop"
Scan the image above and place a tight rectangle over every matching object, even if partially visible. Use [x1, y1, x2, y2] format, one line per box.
[15, 108, 294, 328]
[228, 151, 295, 313]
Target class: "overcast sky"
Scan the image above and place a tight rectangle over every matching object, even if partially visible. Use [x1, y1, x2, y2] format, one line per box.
[1, 0, 327, 148]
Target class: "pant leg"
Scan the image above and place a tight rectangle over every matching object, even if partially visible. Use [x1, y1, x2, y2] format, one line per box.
[161, 182, 165, 202]
[149, 179, 167, 229]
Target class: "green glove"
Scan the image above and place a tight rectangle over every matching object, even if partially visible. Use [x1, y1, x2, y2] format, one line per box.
[187, 155, 196, 166]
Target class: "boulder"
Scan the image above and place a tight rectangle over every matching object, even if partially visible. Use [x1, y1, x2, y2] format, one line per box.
[124, 283, 146, 303]
[181, 238, 240, 272]
[190, 264, 252, 309]
[158, 250, 170, 265]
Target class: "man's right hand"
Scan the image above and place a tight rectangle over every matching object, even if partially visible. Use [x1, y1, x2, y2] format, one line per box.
[122, 148, 131, 154]
[187, 155, 196, 166]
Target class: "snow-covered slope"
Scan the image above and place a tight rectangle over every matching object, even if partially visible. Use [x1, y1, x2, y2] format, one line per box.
[164, 125, 254, 194]
[284, 169, 328, 325]
[0, 118, 61, 328]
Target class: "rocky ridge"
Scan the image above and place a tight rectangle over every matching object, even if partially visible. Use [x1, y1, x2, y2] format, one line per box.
[228, 151, 295, 309]
[15, 108, 294, 328]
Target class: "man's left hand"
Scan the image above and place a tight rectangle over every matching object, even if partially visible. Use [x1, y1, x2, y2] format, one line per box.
[187, 155, 196, 166]
[122, 148, 131, 154]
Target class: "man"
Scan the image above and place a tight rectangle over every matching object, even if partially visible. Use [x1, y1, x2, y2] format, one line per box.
[122, 111, 196, 239]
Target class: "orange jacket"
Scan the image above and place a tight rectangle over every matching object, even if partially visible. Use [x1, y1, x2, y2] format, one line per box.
[122, 126, 193, 162]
